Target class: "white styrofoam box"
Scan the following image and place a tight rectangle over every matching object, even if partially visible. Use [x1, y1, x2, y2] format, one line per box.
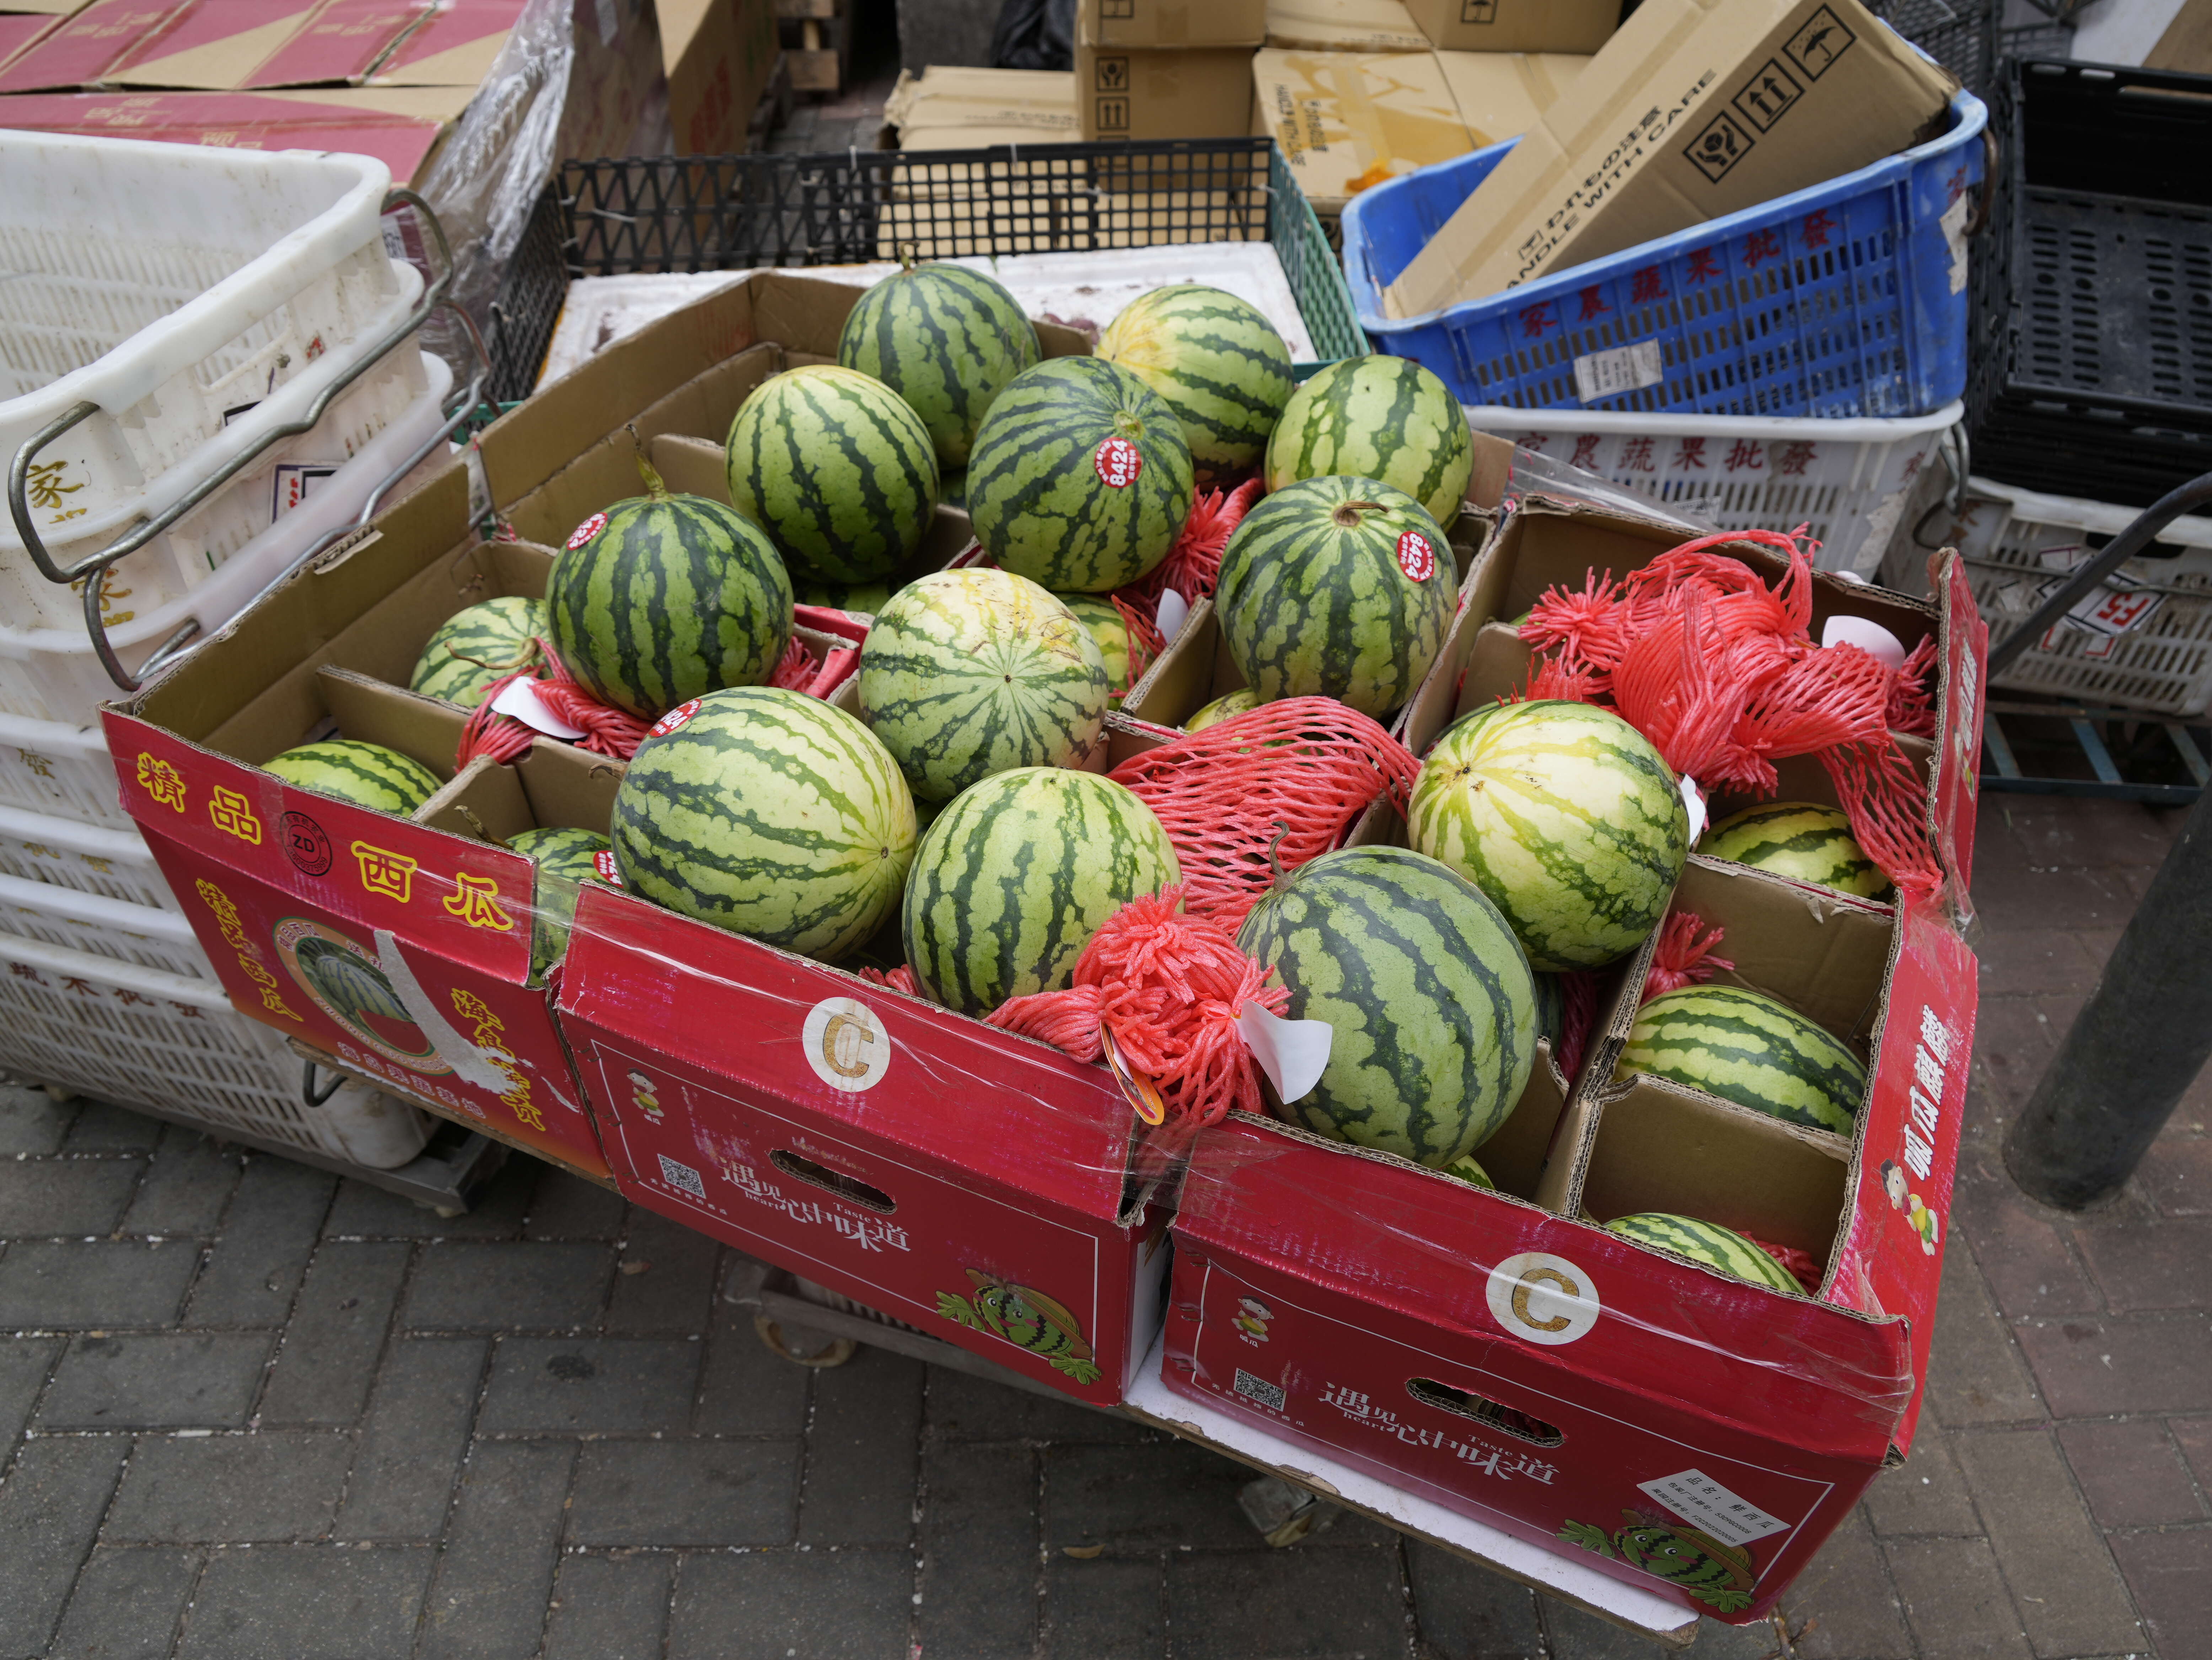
[0, 869, 206, 981]
[1469, 403, 1963, 577]
[0, 801, 180, 915]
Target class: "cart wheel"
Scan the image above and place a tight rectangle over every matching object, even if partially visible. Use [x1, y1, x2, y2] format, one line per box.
[753, 1314, 856, 1368]
[39, 1083, 79, 1105]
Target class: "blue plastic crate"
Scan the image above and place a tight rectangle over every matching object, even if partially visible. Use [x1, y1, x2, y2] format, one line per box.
[1342, 89, 1987, 420]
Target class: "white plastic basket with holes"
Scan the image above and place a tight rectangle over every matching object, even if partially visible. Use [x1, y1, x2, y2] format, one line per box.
[0, 871, 207, 982]
[1469, 403, 1962, 577]
[0, 932, 431, 1169]
[0, 801, 181, 914]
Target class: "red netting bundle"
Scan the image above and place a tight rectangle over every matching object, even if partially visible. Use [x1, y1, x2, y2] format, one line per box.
[1554, 970, 1604, 1081]
[454, 639, 654, 768]
[1641, 910, 1734, 1003]
[1747, 1235, 1825, 1295]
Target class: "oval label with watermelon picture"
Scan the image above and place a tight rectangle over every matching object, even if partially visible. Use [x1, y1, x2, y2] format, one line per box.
[1092, 436, 1143, 489]
[273, 916, 451, 1074]
[1396, 529, 1437, 583]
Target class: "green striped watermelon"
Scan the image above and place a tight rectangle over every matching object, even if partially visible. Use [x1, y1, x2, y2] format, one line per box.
[966, 358, 1193, 594]
[902, 769, 1180, 1017]
[1442, 1153, 1496, 1190]
[795, 578, 895, 618]
[1053, 593, 1135, 705]
[725, 365, 939, 584]
[1606, 1212, 1802, 1293]
[1265, 356, 1473, 529]
[612, 687, 917, 962]
[1097, 284, 1293, 477]
[856, 568, 1109, 803]
[410, 595, 546, 707]
[1532, 970, 1565, 1051]
[548, 454, 793, 721]
[1408, 700, 1688, 971]
[1235, 846, 1536, 1168]
[510, 825, 609, 977]
[1700, 802, 1892, 899]
[266, 740, 440, 814]
[1185, 688, 1260, 732]
[837, 262, 1040, 473]
[1617, 985, 1868, 1134]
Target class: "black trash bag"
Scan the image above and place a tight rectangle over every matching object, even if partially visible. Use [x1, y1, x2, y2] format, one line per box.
[990, 0, 1075, 70]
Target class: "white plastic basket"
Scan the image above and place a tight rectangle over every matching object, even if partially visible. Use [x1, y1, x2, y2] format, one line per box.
[0, 870, 206, 981]
[1469, 403, 1962, 577]
[0, 801, 181, 915]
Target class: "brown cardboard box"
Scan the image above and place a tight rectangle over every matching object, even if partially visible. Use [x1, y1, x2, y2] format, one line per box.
[1265, 0, 1427, 52]
[883, 64, 1078, 148]
[1433, 47, 1585, 146]
[1402, 0, 1618, 52]
[1250, 48, 1473, 216]
[1076, 31, 1255, 140]
[1083, 0, 1268, 49]
[1384, 0, 1954, 317]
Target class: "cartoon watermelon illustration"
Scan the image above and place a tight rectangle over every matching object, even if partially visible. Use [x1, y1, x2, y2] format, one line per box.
[936, 1268, 1100, 1385]
[1558, 1509, 1757, 1612]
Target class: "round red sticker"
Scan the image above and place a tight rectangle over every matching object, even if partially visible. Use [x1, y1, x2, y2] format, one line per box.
[592, 849, 624, 886]
[650, 698, 702, 737]
[1093, 437, 1143, 489]
[566, 512, 608, 551]
[1396, 529, 1437, 583]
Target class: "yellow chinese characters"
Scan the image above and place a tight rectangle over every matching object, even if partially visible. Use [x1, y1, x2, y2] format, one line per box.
[136, 753, 187, 812]
[351, 841, 419, 903]
[192, 878, 301, 1022]
[451, 989, 547, 1134]
[208, 786, 263, 845]
[442, 873, 515, 932]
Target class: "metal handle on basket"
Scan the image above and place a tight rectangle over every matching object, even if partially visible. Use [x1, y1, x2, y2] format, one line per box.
[302, 1059, 344, 1107]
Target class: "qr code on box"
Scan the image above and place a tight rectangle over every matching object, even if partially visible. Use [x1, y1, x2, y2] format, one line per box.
[657, 1154, 706, 1200]
[1234, 1369, 1286, 1412]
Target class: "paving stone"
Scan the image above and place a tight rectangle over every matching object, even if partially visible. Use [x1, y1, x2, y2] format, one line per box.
[2014, 1314, 2212, 1417]
[186, 1159, 334, 1325]
[1044, 1439, 1265, 1549]
[927, 1361, 1158, 1445]
[175, 1545, 433, 1660]
[2055, 1418, 2208, 1526]
[418, 1440, 575, 1660]
[1998, 797, 2180, 868]
[122, 1126, 241, 1236]
[477, 1337, 700, 1434]
[1776, 1509, 1914, 1660]
[0, 1084, 74, 1154]
[40, 1333, 271, 1429]
[106, 1430, 352, 1542]
[1166, 1544, 1406, 1659]
[604, 1212, 718, 1335]
[403, 1240, 612, 1331]
[64, 1100, 164, 1153]
[544, 1551, 674, 1660]
[0, 1157, 143, 1237]
[1539, 1598, 1679, 1658]
[2106, 1527, 2212, 1660]
[1954, 1426, 2145, 1658]
[1863, 1429, 1982, 1536]
[0, 1335, 60, 1447]
[1970, 863, 2138, 933]
[569, 1437, 801, 1546]
[2137, 1132, 2211, 1217]
[1881, 1534, 2032, 1659]
[919, 1440, 1035, 1658]
[666, 1548, 913, 1659]
[1924, 1236, 2045, 1426]
[2075, 1217, 2212, 1312]
[0, 1435, 128, 1646]
[693, 1298, 810, 1438]
[48, 1544, 201, 1660]
[1406, 1540, 1546, 1658]
[325, 1155, 534, 1239]
[1975, 931, 2105, 1000]
[0, 1239, 197, 1328]
[258, 1240, 409, 1426]
[1972, 998, 2063, 1110]
[804, 1346, 924, 1546]
[2174, 1414, 2212, 1495]
[1045, 1555, 1164, 1660]
[524, 1170, 629, 1239]
[1953, 1176, 2100, 1320]
[336, 1337, 485, 1540]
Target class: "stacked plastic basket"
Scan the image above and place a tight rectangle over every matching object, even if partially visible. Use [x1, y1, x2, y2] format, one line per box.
[0, 131, 470, 1169]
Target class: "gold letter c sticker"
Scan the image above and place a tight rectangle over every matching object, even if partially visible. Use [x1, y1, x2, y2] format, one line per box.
[1511, 1267, 1579, 1332]
[821, 1012, 874, 1079]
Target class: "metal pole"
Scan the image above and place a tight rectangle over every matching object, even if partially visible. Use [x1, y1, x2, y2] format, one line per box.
[2004, 778, 2212, 1208]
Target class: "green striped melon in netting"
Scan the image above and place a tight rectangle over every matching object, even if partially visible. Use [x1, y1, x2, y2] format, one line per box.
[1215, 475, 1454, 719]
[1052, 593, 1135, 705]
[966, 357, 1193, 593]
[1186, 688, 1260, 732]
[266, 740, 441, 814]
[1617, 985, 1868, 1134]
[726, 364, 939, 584]
[509, 826, 610, 978]
[902, 769, 1180, 1017]
[1265, 355, 1473, 529]
[611, 687, 917, 962]
[837, 261, 1039, 473]
[1097, 284, 1293, 476]
[1699, 802, 1892, 900]
[1607, 1212, 1801, 1293]
[857, 568, 1108, 803]
[410, 595, 546, 707]
[547, 453, 793, 721]
[1408, 700, 1688, 971]
[1235, 846, 1536, 1168]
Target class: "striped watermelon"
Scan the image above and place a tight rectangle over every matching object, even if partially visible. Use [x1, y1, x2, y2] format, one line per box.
[1532, 970, 1565, 1051]
[725, 365, 939, 584]
[1186, 688, 1260, 732]
[1442, 1153, 1496, 1190]
[548, 455, 793, 721]
[612, 687, 917, 962]
[410, 595, 546, 707]
[837, 262, 1040, 473]
[856, 569, 1109, 803]
[1408, 700, 1688, 971]
[266, 740, 440, 814]
[1215, 476, 1454, 718]
[1235, 846, 1536, 1168]
[966, 358, 1194, 594]
[1097, 285, 1293, 476]
[795, 578, 895, 618]
[1700, 802, 1892, 899]
[1265, 356, 1473, 529]
[510, 825, 610, 977]
[1617, 985, 1868, 1134]
[1606, 1212, 1802, 1293]
[1053, 593, 1135, 705]
[902, 769, 1180, 1017]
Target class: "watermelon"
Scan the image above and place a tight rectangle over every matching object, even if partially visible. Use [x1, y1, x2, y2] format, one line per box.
[548, 454, 793, 721]
[266, 740, 440, 814]
[1053, 593, 1135, 705]
[857, 569, 1109, 803]
[1408, 700, 1688, 971]
[1214, 476, 1454, 719]
[795, 578, 895, 618]
[966, 357, 1194, 593]
[1700, 802, 1892, 899]
[1265, 356, 1473, 529]
[611, 687, 917, 962]
[410, 595, 546, 707]
[1606, 1212, 1802, 1293]
[837, 262, 1039, 473]
[1443, 1153, 1496, 1191]
[1532, 970, 1566, 1051]
[1096, 284, 1293, 476]
[292, 936, 409, 1025]
[1617, 985, 1868, 1134]
[510, 825, 609, 977]
[725, 364, 939, 584]
[1186, 688, 1260, 732]
[902, 769, 1180, 1017]
[1235, 846, 1536, 1168]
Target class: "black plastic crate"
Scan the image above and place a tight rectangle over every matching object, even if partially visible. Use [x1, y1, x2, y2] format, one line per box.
[1869, 0, 1997, 93]
[1967, 59, 2212, 507]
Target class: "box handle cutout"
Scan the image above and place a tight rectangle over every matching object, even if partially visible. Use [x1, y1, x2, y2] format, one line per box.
[769, 1149, 896, 1214]
[1405, 1378, 1564, 1447]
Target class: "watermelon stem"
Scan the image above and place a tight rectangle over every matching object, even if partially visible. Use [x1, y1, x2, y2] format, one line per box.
[626, 423, 671, 501]
[454, 805, 513, 851]
[1331, 502, 1384, 527]
[1265, 820, 1293, 886]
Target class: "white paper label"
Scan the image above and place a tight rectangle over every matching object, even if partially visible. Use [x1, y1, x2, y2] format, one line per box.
[1820, 613, 1908, 672]
[1155, 588, 1190, 645]
[490, 678, 587, 740]
[1940, 191, 1971, 296]
[1485, 1251, 1601, 1346]
[272, 462, 339, 521]
[1236, 1002, 1333, 1106]
[1639, 1469, 1791, 1548]
[1679, 775, 1708, 844]
[1572, 340, 1664, 406]
[464, 447, 492, 526]
[801, 997, 891, 1093]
